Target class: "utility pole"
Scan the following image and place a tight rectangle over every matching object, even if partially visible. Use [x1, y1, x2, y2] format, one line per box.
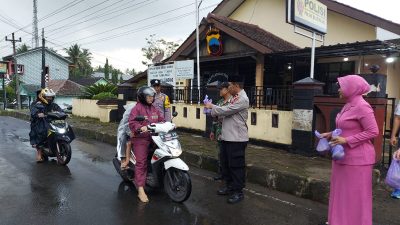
[5, 33, 22, 110]
[195, 0, 202, 105]
[32, 0, 39, 48]
[41, 28, 46, 88]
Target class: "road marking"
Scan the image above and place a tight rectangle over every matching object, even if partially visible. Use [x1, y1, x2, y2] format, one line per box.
[190, 171, 313, 211]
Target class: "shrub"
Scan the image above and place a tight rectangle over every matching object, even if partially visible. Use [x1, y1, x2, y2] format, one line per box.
[82, 83, 117, 99]
[91, 92, 117, 100]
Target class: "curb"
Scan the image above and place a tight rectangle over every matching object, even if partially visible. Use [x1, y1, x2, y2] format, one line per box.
[1, 111, 381, 204]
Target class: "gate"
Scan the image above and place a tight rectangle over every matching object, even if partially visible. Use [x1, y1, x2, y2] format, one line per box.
[382, 98, 396, 168]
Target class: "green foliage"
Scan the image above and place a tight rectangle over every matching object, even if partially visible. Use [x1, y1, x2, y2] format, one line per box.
[141, 34, 180, 66]
[119, 74, 124, 84]
[111, 69, 118, 84]
[65, 44, 93, 78]
[0, 85, 16, 103]
[91, 92, 117, 100]
[125, 68, 137, 76]
[16, 43, 30, 54]
[82, 83, 117, 99]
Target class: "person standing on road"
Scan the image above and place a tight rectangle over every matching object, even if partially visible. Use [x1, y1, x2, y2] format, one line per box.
[204, 77, 249, 204]
[128, 86, 165, 203]
[389, 101, 400, 198]
[209, 81, 232, 181]
[320, 75, 379, 225]
[151, 79, 171, 122]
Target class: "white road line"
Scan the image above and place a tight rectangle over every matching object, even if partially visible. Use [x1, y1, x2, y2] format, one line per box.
[190, 170, 313, 211]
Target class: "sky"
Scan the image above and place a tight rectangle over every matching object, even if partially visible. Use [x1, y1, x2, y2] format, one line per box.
[0, 0, 399, 73]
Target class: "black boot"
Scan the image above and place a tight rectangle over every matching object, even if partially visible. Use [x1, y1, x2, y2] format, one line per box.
[227, 192, 244, 204]
[217, 187, 233, 196]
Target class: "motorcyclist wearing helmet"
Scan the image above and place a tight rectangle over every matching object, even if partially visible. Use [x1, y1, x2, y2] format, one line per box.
[29, 88, 63, 162]
[128, 86, 165, 203]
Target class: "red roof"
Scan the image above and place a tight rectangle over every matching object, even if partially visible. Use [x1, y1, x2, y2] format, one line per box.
[47, 80, 84, 97]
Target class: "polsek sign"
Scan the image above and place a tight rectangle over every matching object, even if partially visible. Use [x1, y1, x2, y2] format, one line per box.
[287, 0, 327, 34]
[148, 63, 175, 86]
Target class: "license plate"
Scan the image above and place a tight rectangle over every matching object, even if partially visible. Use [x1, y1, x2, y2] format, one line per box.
[160, 132, 178, 142]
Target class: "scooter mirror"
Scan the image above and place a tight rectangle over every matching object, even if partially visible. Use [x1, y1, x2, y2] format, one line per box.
[135, 115, 145, 121]
[172, 112, 178, 117]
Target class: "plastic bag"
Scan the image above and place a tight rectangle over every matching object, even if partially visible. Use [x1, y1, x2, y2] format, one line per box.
[330, 129, 345, 160]
[386, 159, 400, 189]
[203, 95, 212, 114]
[314, 130, 330, 154]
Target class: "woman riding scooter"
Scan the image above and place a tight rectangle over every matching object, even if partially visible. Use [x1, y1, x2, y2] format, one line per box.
[128, 86, 165, 203]
[29, 88, 62, 162]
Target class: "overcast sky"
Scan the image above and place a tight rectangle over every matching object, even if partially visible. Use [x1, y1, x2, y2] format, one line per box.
[0, 0, 399, 73]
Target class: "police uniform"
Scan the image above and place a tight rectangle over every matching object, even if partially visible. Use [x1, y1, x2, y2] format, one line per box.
[150, 79, 172, 122]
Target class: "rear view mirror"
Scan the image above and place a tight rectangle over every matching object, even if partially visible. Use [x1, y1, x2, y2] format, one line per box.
[172, 112, 178, 117]
[67, 106, 73, 110]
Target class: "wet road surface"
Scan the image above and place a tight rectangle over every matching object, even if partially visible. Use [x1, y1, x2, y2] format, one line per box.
[0, 116, 369, 225]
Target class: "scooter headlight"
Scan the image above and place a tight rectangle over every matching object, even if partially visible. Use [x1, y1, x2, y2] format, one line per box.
[57, 128, 67, 134]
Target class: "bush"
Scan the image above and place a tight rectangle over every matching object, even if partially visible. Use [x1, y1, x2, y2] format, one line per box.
[91, 92, 117, 100]
[82, 83, 117, 99]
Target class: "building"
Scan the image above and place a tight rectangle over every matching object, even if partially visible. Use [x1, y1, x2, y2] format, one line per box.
[3, 48, 71, 85]
[117, 0, 400, 155]
[70, 76, 109, 87]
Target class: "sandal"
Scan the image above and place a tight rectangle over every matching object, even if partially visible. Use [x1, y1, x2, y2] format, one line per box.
[36, 157, 44, 163]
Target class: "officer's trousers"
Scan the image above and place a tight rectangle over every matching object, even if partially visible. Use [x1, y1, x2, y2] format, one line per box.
[220, 141, 247, 192]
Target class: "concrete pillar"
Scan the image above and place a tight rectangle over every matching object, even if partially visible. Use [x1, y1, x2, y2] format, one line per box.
[255, 54, 264, 107]
[291, 77, 324, 155]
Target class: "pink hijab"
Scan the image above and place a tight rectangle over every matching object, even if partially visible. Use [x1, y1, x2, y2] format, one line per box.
[337, 75, 370, 103]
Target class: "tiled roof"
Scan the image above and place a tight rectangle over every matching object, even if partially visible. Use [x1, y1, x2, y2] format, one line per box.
[48, 80, 84, 97]
[208, 13, 299, 52]
[70, 77, 104, 86]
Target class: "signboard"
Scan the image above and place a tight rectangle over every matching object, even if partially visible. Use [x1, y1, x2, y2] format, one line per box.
[0, 63, 7, 74]
[287, 0, 327, 34]
[174, 60, 194, 80]
[148, 63, 175, 86]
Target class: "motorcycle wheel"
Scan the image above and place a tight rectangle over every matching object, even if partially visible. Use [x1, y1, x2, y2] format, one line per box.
[57, 141, 72, 166]
[163, 168, 192, 203]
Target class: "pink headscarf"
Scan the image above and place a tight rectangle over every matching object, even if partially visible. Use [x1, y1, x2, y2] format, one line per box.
[337, 75, 370, 103]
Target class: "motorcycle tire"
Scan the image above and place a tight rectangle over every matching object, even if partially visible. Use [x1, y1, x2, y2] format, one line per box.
[56, 141, 72, 166]
[164, 168, 192, 203]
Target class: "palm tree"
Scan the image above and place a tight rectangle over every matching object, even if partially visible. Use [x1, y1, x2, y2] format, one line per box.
[16, 43, 30, 54]
[65, 44, 93, 78]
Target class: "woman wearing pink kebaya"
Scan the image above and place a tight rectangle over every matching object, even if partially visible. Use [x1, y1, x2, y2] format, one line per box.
[321, 75, 379, 225]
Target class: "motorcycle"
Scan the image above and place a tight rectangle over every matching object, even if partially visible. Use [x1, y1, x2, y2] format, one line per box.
[113, 112, 192, 203]
[41, 111, 75, 165]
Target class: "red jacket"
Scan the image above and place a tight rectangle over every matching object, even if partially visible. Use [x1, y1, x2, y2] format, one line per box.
[128, 102, 165, 139]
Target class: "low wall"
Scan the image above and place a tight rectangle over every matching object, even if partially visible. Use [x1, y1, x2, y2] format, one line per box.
[72, 99, 117, 123]
[171, 103, 293, 144]
[172, 103, 206, 132]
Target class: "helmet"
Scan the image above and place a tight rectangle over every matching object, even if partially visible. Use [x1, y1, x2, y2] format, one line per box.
[137, 86, 156, 105]
[39, 88, 56, 105]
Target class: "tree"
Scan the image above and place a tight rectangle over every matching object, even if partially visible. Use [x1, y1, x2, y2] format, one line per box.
[125, 68, 137, 76]
[119, 74, 124, 84]
[111, 68, 119, 85]
[94, 65, 104, 73]
[16, 43, 30, 54]
[65, 44, 93, 78]
[104, 58, 109, 81]
[82, 83, 117, 99]
[141, 34, 180, 66]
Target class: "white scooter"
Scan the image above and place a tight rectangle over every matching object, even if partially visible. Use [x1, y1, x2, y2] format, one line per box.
[112, 112, 192, 203]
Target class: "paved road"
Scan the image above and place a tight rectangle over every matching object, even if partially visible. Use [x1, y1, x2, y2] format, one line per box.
[0, 116, 395, 225]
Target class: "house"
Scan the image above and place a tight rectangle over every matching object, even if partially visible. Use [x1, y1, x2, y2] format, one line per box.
[47, 79, 84, 109]
[92, 71, 133, 84]
[2, 47, 71, 85]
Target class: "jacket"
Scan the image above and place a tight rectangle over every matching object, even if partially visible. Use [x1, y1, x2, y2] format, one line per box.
[153, 92, 171, 122]
[336, 75, 379, 165]
[211, 89, 249, 142]
[128, 102, 165, 140]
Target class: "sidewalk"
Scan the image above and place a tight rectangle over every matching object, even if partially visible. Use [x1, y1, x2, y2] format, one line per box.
[0, 110, 395, 206]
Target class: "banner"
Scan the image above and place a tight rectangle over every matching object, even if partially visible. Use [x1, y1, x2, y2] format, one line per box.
[148, 63, 175, 86]
[174, 60, 194, 80]
[287, 0, 327, 34]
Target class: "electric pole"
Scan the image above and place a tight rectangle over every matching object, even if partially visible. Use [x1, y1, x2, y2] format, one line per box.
[41, 28, 46, 88]
[5, 33, 22, 110]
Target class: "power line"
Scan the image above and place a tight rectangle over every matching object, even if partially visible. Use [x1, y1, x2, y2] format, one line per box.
[45, 0, 152, 36]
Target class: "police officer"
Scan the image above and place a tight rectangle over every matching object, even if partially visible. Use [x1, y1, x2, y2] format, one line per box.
[204, 77, 249, 204]
[150, 79, 172, 122]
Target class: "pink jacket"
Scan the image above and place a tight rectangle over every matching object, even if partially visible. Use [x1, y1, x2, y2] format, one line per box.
[128, 102, 165, 139]
[336, 75, 379, 165]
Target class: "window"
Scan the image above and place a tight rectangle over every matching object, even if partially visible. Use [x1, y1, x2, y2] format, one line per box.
[183, 107, 187, 118]
[251, 112, 257, 125]
[272, 113, 279, 128]
[196, 108, 200, 119]
[316, 62, 355, 95]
